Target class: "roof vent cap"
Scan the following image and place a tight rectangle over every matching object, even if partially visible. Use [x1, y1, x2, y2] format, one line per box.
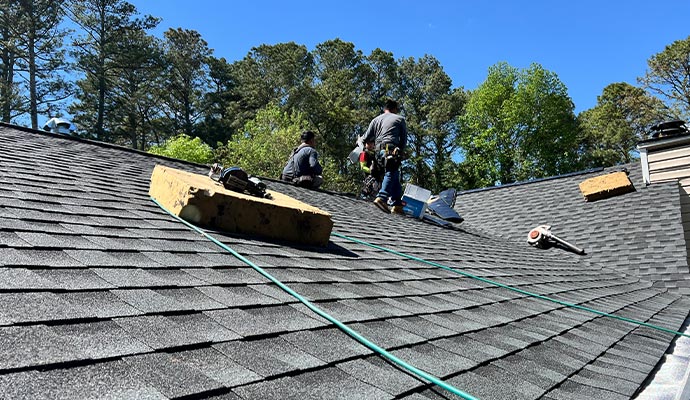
[650, 120, 689, 139]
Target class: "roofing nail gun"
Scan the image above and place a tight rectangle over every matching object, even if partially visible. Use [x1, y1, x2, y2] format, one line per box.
[209, 164, 272, 199]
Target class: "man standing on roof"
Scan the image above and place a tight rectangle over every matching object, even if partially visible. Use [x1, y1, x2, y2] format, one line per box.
[361, 99, 407, 214]
[281, 130, 323, 189]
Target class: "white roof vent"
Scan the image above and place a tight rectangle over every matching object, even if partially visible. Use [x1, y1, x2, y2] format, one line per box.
[43, 117, 74, 135]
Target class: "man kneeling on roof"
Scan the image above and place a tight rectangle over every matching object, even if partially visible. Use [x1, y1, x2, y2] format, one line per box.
[281, 130, 324, 189]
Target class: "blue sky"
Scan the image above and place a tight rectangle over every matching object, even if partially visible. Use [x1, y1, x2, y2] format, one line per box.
[133, 0, 690, 114]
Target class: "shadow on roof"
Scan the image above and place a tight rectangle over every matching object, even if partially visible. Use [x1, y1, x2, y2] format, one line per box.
[206, 228, 361, 258]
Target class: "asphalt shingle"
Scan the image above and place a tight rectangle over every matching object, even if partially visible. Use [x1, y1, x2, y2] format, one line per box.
[1, 124, 688, 399]
[456, 165, 690, 295]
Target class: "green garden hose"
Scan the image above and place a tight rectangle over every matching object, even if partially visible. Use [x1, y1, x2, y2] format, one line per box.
[151, 198, 479, 400]
[331, 232, 689, 338]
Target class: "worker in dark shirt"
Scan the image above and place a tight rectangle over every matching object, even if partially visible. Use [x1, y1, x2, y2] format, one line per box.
[361, 99, 407, 214]
[281, 131, 323, 189]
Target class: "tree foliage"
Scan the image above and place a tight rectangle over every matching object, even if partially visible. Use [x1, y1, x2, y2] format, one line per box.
[639, 35, 690, 120]
[396, 55, 464, 192]
[364, 49, 398, 109]
[159, 28, 212, 137]
[578, 82, 672, 167]
[14, 0, 72, 129]
[66, 0, 159, 141]
[109, 28, 164, 149]
[148, 133, 213, 164]
[459, 62, 578, 187]
[4, 5, 689, 194]
[218, 103, 306, 180]
[0, 0, 70, 126]
[197, 56, 238, 146]
[228, 42, 313, 127]
[309, 39, 368, 172]
[0, 0, 23, 122]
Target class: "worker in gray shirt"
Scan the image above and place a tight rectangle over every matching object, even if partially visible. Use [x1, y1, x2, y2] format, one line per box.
[281, 131, 323, 189]
[361, 99, 407, 214]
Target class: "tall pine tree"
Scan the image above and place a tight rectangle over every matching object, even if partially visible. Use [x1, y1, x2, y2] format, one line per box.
[66, 0, 158, 140]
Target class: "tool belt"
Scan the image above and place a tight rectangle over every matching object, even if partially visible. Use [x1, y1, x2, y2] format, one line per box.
[376, 142, 398, 152]
[376, 143, 402, 172]
[282, 173, 316, 188]
[292, 174, 315, 187]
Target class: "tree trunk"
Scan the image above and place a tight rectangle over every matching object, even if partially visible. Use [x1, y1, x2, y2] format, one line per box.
[184, 96, 192, 135]
[128, 113, 138, 149]
[95, 9, 107, 141]
[96, 71, 106, 140]
[0, 43, 14, 123]
[28, 22, 37, 129]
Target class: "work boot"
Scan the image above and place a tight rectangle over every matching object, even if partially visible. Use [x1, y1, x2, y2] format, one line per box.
[391, 205, 404, 215]
[373, 197, 390, 213]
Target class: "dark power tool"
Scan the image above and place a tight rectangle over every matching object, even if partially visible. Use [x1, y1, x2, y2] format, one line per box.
[209, 164, 272, 199]
[527, 225, 585, 255]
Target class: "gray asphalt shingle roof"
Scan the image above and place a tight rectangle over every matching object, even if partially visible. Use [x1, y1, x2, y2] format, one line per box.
[456, 165, 690, 295]
[1, 123, 689, 399]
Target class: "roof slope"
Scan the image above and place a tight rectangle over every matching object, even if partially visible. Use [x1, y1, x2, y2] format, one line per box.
[456, 166, 690, 295]
[1, 124, 689, 399]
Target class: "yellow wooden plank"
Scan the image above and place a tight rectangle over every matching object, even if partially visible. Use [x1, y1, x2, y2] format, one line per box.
[149, 165, 333, 246]
[578, 171, 634, 202]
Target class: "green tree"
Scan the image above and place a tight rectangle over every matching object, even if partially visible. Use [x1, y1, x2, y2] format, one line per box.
[363, 48, 398, 110]
[196, 56, 240, 146]
[14, 0, 71, 129]
[219, 103, 306, 179]
[459, 62, 579, 188]
[66, 0, 159, 141]
[396, 55, 464, 192]
[308, 40, 369, 172]
[426, 88, 468, 191]
[227, 42, 314, 131]
[109, 28, 164, 149]
[458, 62, 519, 188]
[578, 82, 672, 167]
[302, 39, 381, 193]
[159, 28, 212, 137]
[639, 35, 690, 120]
[148, 133, 213, 164]
[0, 0, 22, 122]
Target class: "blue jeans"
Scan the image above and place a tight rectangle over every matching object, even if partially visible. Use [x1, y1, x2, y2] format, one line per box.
[377, 169, 402, 206]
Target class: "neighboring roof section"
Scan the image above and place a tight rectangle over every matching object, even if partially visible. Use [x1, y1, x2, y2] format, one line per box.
[456, 165, 690, 295]
[1, 124, 690, 399]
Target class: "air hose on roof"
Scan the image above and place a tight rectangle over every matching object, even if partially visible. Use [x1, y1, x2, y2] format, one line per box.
[331, 232, 690, 339]
[150, 198, 479, 400]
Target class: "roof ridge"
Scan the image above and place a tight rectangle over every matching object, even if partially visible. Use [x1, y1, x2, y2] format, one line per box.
[0, 122, 208, 169]
[457, 162, 643, 196]
[457, 167, 606, 195]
